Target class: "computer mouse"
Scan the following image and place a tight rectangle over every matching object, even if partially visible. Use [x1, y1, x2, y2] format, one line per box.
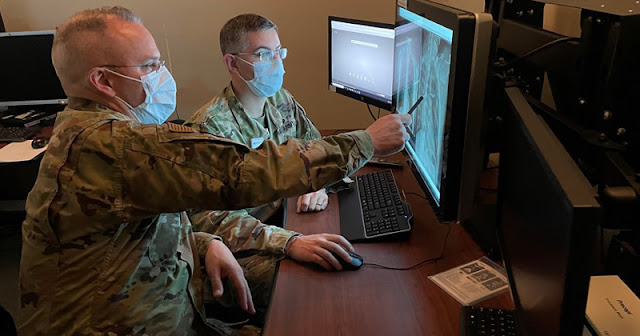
[31, 136, 49, 149]
[331, 250, 363, 270]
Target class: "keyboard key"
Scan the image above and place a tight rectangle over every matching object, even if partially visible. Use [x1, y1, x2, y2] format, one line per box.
[462, 306, 519, 336]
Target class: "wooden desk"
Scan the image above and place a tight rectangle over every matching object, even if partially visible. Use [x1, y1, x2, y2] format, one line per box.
[263, 158, 513, 336]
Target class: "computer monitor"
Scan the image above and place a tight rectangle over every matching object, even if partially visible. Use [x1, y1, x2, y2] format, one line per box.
[393, 1, 492, 222]
[0, 31, 67, 107]
[328, 17, 395, 110]
[498, 87, 601, 336]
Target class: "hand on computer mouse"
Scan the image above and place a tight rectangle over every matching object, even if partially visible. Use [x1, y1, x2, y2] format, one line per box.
[286, 233, 356, 271]
[31, 136, 49, 149]
[330, 250, 363, 271]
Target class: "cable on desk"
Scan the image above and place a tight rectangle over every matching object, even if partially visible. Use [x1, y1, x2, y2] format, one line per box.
[366, 103, 377, 121]
[363, 222, 452, 270]
[363, 190, 455, 271]
[404, 191, 428, 201]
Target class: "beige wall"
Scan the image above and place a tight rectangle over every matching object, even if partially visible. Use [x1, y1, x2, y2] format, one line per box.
[0, 0, 395, 129]
[0, 0, 582, 128]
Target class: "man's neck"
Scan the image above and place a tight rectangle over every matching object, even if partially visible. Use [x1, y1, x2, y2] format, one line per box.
[73, 91, 136, 119]
[231, 77, 266, 119]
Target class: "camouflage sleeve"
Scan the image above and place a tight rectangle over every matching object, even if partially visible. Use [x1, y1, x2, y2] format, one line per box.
[193, 232, 223, 263]
[189, 210, 296, 255]
[109, 121, 372, 220]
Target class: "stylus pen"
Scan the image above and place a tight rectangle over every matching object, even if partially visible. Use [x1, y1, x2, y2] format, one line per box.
[392, 95, 423, 115]
[406, 96, 424, 115]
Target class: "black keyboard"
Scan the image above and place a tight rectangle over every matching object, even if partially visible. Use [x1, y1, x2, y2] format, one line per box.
[460, 306, 519, 336]
[0, 127, 38, 142]
[357, 170, 411, 238]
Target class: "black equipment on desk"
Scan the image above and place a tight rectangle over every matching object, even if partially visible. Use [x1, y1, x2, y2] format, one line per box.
[461, 87, 601, 336]
[0, 30, 67, 108]
[0, 126, 38, 142]
[338, 169, 412, 241]
[485, 0, 640, 229]
[475, 0, 640, 295]
[393, 1, 492, 223]
[0, 107, 58, 127]
[460, 306, 519, 336]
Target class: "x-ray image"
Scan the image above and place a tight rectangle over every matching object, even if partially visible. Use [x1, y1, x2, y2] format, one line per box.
[394, 20, 452, 202]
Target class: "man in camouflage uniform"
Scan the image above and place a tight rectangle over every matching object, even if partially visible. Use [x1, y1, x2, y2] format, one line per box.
[186, 16, 347, 309]
[188, 14, 328, 215]
[18, 6, 411, 336]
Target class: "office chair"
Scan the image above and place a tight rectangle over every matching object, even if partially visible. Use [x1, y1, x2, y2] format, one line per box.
[0, 157, 41, 231]
[0, 304, 17, 336]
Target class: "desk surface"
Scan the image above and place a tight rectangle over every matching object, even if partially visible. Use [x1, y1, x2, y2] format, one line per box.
[263, 155, 513, 336]
[0, 126, 52, 150]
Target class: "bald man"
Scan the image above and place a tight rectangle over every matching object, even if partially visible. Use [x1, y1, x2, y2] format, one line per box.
[18, 6, 411, 336]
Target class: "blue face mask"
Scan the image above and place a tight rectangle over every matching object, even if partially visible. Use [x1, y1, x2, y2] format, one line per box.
[106, 66, 177, 124]
[236, 56, 285, 98]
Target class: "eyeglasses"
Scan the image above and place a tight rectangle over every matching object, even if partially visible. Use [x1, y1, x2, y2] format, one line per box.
[101, 59, 166, 74]
[233, 48, 288, 62]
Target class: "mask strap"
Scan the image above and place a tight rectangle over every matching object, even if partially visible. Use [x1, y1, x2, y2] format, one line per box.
[105, 68, 143, 112]
[104, 67, 143, 83]
[233, 56, 254, 84]
[234, 55, 255, 67]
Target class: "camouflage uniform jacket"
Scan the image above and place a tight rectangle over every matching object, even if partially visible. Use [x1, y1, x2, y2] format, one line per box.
[18, 97, 373, 335]
[186, 85, 321, 253]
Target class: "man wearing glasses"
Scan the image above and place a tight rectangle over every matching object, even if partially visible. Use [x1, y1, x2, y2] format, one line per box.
[186, 13, 360, 316]
[186, 13, 352, 317]
[188, 14, 327, 214]
[18, 7, 411, 336]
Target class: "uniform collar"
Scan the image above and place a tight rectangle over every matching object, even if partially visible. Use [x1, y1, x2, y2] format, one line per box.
[60, 97, 133, 122]
[224, 85, 269, 138]
[223, 84, 285, 134]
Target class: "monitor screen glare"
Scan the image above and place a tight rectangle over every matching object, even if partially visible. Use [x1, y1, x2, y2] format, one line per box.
[394, 7, 453, 204]
[330, 20, 395, 105]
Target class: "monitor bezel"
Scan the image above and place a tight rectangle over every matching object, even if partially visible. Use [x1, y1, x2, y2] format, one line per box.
[395, 1, 478, 221]
[0, 30, 68, 107]
[328, 16, 395, 111]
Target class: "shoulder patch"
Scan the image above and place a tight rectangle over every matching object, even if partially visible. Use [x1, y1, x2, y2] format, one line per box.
[167, 123, 197, 133]
[156, 123, 251, 153]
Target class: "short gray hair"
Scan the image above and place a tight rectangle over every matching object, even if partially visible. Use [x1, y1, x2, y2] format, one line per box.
[219, 14, 278, 55]
[51, 6, 142, 91]
[53, 6, 141, 47]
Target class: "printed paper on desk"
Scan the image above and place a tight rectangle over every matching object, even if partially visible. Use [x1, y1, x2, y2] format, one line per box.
[0, 140, 48, 162]
[429, 257, 509, 306]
